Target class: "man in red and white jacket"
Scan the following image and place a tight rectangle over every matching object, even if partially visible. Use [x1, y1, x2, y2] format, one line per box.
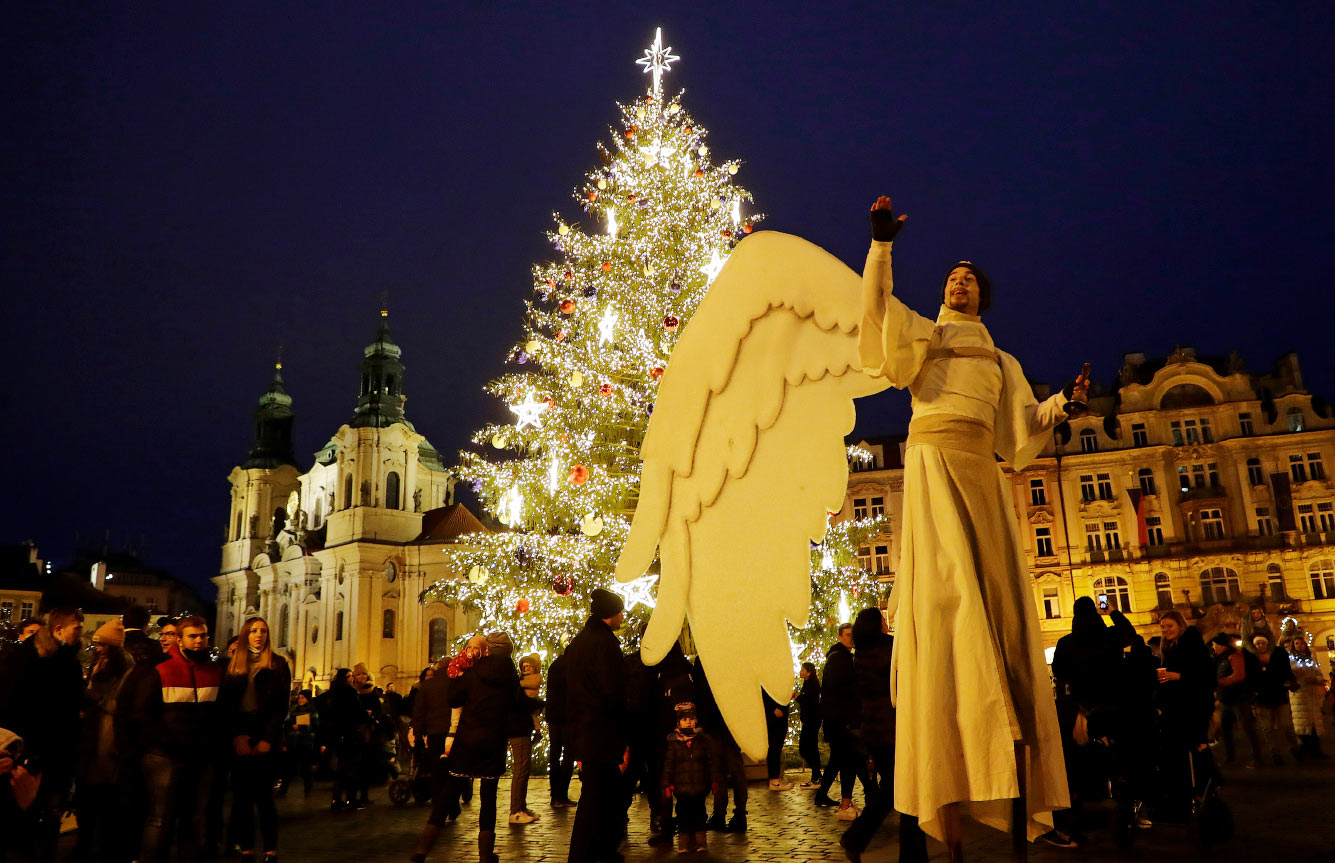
[129, 614, 222, 863]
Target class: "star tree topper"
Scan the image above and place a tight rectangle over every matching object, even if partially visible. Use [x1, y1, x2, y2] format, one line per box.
[636, 27, 679, 96]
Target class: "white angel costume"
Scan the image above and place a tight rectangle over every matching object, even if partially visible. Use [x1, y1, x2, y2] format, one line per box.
[616, 231, 1068, 846]
[860, 239, 1070, 841]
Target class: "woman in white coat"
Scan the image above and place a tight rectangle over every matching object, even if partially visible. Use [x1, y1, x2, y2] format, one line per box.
[1288, 637, 1329, 758]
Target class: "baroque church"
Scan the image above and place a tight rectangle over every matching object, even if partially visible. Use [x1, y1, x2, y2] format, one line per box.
[213, 311, 482, 693]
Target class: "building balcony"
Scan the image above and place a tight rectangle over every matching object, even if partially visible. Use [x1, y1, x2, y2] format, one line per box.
[1177, 485, 1228, 504]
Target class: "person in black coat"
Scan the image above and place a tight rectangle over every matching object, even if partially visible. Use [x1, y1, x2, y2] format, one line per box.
[1154, 610, 1215, 819]
[446, 631, 531, 863]
[409, 657, 458, 863]
[322, 669, 371, 811]
[816, 623, 870, 817]
[546, 649, 576, 807]
[217, 616, 291, 862]
[839, 607, 912, 863]
[565, 589, 628, 863]
[794, 662, 823, 788]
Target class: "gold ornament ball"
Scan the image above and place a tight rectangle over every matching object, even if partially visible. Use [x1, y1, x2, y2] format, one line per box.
[490, 433, 506, 449]
[557, 223, 570, 236]
[580, 514, 605, 537]
[698, 145, 709, 156]
[728, 164, 738, 175]
[570, 371, 584, 387]
[525, 339, 540, 354]
[597, 178, 608, 190]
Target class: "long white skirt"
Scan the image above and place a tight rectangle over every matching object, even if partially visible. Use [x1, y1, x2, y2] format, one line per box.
[890, 441, 1069, 842]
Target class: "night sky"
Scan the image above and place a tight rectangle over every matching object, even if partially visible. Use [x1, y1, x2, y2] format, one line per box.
[6, 3, 1333, 597]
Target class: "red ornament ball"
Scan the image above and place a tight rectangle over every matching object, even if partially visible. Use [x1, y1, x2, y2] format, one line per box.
[693, 169, 704, 179]
[664, 315, 679, 332]
[544, 278, 554, 287]
[721, 229, 732, 239]
[627, 193, 638, 203]
[743, 223, 754, 234]
[569, 464, 589, 484]
[650, 366, 664, 381]
[560, 299, 576, 315]
[552, 574, 575, 596]
[515, 598, 531, 614]
[554, 330, 567, 342]
[541, 395, 555, 410]
[601, 261, 612, 271]
[563, 270, 573, 281]
[598, 383, 613, 397]
[587, 190, 598, 201]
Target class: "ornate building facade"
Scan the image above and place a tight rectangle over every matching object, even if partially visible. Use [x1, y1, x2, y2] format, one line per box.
[213, 312, 481, 693]
[843, 347, 1335, 672]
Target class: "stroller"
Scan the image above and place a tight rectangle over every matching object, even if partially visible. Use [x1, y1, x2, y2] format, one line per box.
[388, 737, 433, 806]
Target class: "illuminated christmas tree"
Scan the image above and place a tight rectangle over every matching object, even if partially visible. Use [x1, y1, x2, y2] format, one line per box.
[424, 30, 882, 672]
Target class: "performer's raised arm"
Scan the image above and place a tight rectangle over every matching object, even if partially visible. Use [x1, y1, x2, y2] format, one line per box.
[859, 196, 935, 387]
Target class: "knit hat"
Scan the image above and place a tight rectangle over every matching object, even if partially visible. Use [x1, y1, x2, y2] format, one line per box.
[941, 261, 992, 315]
[590, 587, 625, 620]
[674, 701, 697, 720]
[1210, 633, 1236, 647]
[92, 619, 125, 647]
[485, 631, 513, 657]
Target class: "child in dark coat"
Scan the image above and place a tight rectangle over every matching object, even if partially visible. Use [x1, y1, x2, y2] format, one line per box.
[661, 702, 721, 853]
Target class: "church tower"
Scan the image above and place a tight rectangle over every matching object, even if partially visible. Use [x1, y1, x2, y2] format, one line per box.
[349, 308, 409, 430]
[245, 362, 298, 469]
[221, 360, 301, 582]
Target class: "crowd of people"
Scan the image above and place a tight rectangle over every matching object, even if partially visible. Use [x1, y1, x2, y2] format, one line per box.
[1, 590, 1331, 863]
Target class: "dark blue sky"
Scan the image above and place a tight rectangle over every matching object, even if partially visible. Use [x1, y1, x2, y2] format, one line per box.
[5, 3, 1333, 595]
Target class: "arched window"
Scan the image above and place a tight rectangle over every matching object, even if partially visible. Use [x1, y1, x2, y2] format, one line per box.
[1246, 458, 1264, 486]
[1155, 572, 1173, 609]
[344, 475, 354, 510]
[386, 471, 401, 511]
[272, 507, 287, 537]
[1079, 429, 1098, 453]
[382, 608, 396, 639]
[1310, 559, 1335, 600]
[1092, 576, 1132, 613]
[385, 374, 395, 395]
[335, 610, 344, 641]
[313, 498, 323, 526]
[1138, 468, 1157, 496]
[278, 604, 289, 648]
[1267, 564, 1286, 600]
[1288, 406, 1306, 432]
[234, 510, 244, 541]
[428, 618, 449, 660]
[1200, 566, 1240, 605]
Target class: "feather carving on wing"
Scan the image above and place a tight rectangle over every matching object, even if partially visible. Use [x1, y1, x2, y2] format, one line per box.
[615, 231, 888, 760]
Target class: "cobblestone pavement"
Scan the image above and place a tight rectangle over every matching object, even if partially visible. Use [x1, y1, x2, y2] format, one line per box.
[185, 753, 1332, 863]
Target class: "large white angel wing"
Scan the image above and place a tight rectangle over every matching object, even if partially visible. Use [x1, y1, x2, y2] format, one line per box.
[615, 231, 889, 760]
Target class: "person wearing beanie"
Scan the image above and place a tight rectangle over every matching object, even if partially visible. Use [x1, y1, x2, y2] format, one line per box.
[661, 700, 720, 853]
[93, 619, 126, 647]
[565, 588, 628, 863]
[860, 195, 1089, 854]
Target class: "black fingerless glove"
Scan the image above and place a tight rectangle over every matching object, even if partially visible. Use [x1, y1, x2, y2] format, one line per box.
[869, 208, 904, 242]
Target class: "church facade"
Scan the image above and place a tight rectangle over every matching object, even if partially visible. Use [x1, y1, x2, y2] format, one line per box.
[843, 347, 1335, 673]
[212, 312, 482, 693]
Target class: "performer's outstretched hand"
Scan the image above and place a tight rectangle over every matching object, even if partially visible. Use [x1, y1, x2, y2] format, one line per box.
[869, 196, 907, 242]
[1072, 363, 1091, 403]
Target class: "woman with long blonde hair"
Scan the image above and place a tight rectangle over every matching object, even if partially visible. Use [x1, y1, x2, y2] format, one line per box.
[219, 616, 291, 863]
